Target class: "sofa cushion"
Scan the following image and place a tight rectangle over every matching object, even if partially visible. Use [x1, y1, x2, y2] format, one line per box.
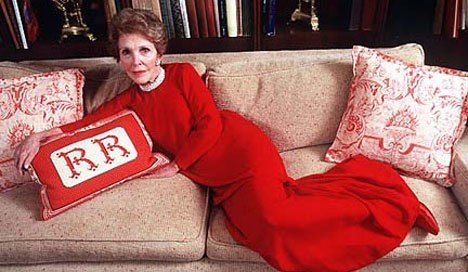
[207, 44, 425, 152]
[162, 43, 425, 71]
[0, 61, 60, 79]
[206, 145, 468, 263]
[0, 69, 85, 192]
[0, 174, 209, 264]
[326, 46, 468, 187]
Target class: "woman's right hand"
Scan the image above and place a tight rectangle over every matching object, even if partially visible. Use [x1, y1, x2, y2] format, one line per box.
[14, 134, 41, 176]
[13, 127, 63, 175]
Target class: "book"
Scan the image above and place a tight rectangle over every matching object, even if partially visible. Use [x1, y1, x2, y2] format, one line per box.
[150, 0, 162, 20]
[260, 0, 267, 34]
[374, 0, 389, 34]
[205, 0, 217, 37]
[264, 0, 275, 36]
[236, 0, 242, 36]
[0, 2, 13, 48]
[185, 0, 199, 38]
[217, 0, 228, 37]
[465, 0, 468, 28]
[225, 0, 237, 37]
[433, 0, 446, 34]
[361, 0, 378, 31]
[213, 0, 220, 37]
[179, 0, 191, 38]
[103, 0, 117, 39]
[0, 0, 20, 49]
[11, 0, 27, 49]
[349, 0, 363, 31]
[444, 0, 462, 38]
[22, 0, 37, 44]
[160, 0, 175, 38]
[195, 0, 208, 37]
[241, 0, 251, 36]
[461, 0, 466, 30]
[170, 0, 185, 38]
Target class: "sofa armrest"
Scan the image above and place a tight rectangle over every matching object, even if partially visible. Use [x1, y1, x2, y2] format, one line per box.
[453, 130, 468, 220]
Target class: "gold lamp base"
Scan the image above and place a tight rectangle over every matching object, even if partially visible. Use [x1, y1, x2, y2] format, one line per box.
[52, 0, 96, 42]
[290, 0, 319, 31]
[60, 25, 96, 42]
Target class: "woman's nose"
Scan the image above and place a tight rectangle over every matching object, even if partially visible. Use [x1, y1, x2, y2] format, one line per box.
[132, 54, 142, 66]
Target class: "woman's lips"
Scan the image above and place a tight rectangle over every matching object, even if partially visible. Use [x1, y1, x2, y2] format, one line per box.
[132, 70, 146, 76]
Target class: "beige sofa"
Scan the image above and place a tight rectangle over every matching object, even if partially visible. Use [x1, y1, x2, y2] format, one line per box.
[0, 43, 467, 271]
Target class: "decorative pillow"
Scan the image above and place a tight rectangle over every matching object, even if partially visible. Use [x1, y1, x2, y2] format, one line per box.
[325, 46, 468, 186]
[28, 110, 170, 220]
[0, 69, 84, 192]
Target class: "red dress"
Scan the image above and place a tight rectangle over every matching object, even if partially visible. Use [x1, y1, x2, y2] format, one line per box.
[61, 63, 420, 271]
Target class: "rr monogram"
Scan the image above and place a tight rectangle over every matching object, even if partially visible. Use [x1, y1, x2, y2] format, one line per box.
[58, 134, 131, 179]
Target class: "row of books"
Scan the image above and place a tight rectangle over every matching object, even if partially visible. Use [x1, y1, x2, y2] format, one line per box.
[433, 0, 468, 38]
[347, 0, 385, 32]
[346, 0, 468, 38]
[103, 0, 255, 39]
[0, 0, 38, 49]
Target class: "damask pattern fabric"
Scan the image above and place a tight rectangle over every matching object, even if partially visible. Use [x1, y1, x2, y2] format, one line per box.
[326, 46, 468, 186]
[0, 69, 84, 192]
[28, 110, 169, 220]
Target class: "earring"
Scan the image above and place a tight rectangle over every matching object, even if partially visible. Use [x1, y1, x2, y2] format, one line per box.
[156, 59, 161, 66]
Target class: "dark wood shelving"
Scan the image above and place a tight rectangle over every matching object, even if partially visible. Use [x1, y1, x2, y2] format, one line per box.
[0, 39, 112, 61]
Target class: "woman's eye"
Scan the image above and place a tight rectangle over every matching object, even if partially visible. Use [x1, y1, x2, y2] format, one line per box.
[120, 49, 129, 56]
[141, 48, 150, 54]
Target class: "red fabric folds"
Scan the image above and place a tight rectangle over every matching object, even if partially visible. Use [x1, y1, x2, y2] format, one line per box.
[219, 155, 420, 272]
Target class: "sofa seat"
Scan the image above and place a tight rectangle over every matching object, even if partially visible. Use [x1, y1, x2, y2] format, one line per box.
[206, 145, 468, 263]
[0, 174, 209, 264]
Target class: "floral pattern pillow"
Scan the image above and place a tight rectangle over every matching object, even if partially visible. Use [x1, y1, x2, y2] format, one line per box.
[325, 46, 468, 186]
[0, 69, 84, 192]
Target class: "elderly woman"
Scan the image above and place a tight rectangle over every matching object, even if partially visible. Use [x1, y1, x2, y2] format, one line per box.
[14, 8, 438, 272]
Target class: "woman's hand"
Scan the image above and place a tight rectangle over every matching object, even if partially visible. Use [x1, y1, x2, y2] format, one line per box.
[148, 161, 180, 178]
[13, 127, 63, 175]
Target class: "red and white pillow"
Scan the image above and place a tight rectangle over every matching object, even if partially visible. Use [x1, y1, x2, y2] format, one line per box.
[326, 46, 468, 186]
[28, 110, 169, 220]
[0, 69, 84, 192]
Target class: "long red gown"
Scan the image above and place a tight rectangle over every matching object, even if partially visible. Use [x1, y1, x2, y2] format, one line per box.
[61, 63, 420, 271]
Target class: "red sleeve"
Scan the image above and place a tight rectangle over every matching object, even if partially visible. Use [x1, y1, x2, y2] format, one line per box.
[174, 64, 223, 170]
[60, 89, 133, 132]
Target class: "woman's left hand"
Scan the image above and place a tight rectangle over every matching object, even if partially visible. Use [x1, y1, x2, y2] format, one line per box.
[149, 161, 180, 178]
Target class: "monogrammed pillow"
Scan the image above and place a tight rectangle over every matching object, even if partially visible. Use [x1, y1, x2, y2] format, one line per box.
[325, 46, 468, 186]
[28, 110, 169, 220]
[0, 69, 84, 192]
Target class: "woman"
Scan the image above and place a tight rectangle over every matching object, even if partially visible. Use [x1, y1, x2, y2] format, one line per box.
[15, 8, 438, 272]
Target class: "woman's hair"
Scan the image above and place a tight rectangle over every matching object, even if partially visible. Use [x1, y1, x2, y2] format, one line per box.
[110, 8, 168, 60]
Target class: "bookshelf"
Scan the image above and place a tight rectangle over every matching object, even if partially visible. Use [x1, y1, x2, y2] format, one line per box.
[0, 0, 467, 71]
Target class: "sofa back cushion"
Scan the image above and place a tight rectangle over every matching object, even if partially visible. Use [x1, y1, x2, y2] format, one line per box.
[207, 44, 425, 152]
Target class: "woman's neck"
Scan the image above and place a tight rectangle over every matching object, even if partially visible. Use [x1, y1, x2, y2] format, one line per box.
[138, 66, 166, 92]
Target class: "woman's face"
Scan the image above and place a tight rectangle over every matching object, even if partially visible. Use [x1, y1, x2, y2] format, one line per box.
[118, 33, 161, 85]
